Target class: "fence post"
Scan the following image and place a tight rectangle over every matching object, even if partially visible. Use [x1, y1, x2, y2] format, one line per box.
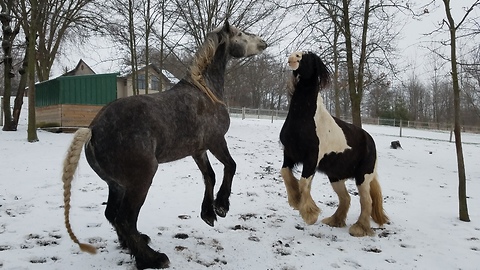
[450, 128, 453, 142]
[1, 96, 3, 126]
[257, 108, 260, 119]
[399, 120, 402, 137]
[271, 109, 274, 123]
[242, 107, 245, 120]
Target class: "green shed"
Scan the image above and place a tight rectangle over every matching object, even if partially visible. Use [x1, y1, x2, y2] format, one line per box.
[35, 73, 117, 129]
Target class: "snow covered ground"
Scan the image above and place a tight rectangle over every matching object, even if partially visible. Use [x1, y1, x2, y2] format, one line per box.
[1, 109, 479, 269]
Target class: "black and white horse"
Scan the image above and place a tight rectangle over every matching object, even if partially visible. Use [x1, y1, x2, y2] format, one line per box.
[62, 21, 267, 269]
[280, 51, 388, 237]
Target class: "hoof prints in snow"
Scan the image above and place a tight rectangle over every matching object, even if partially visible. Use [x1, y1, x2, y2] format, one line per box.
[30, 256, 60, 264]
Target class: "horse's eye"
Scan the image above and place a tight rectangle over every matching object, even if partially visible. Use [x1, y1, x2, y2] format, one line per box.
[296, 54, 300, 58]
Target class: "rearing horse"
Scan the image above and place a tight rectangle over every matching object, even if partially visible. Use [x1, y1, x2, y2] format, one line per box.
[280, 51, 388, 237]
[62, 21, 267, 269]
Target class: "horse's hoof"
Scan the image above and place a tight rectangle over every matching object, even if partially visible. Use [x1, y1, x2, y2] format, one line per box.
[214, 205, 228, 218]
[321, 216, 346, 228]
[213, 199, 229, 218]
[201, 212, 216, 227]
[135, 252, 170, 269]
[349, 222, 374, 237]
[299, 203, 320, 225]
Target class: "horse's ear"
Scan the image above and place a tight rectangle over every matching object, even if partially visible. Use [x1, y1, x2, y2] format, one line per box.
[222, 20, 231, 34]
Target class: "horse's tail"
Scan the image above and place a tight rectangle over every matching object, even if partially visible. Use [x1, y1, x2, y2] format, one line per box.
[62, 128, 97, 255]
[370, 174, 389, 226]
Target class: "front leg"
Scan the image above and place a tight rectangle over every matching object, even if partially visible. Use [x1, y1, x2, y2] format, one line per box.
[298, 175, 320, 225]
[281, 156, 321, 225]
[280, 167, 301, 209]
[209, 138, 236, 219]
[192, 152, 217, 227]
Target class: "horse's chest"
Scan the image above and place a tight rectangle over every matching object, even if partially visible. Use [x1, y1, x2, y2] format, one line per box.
[280, 118, 319, 162]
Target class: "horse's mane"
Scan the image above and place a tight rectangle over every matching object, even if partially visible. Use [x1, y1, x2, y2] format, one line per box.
[188, 28, 227, 104]
[288, 51, 331, 97]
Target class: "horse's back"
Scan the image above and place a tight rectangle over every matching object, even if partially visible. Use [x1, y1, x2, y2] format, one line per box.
[87, 82, 230, 170]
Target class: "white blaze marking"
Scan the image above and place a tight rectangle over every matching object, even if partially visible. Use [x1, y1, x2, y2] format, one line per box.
[314, 95, 351, 164]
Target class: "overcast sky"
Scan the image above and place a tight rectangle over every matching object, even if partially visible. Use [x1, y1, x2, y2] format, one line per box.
[52, 1, 480, 84]
[397, 1, 480, 82]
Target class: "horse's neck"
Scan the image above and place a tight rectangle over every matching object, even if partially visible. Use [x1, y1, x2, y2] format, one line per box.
[204, 50, 228, 99]
[290, 84, 319, 116]
[292, 81, 319, 102]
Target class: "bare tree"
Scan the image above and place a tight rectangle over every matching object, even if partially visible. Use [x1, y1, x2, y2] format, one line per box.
[1, 1, 19, 131]
[172, 0, 282, 46]
[171, 0, 286, 107]
[405, 73, 429, 121]
[26, 0, 39, 142]
[225, 53, 287, 109]
[309, 0, 408, 127]
[12, 0, 96, 82]
[441, 0, 480, 222]
[2, 0, 97, 132]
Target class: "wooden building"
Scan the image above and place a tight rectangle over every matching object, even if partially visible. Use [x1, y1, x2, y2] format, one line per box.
[35, 60, 178, 130]
[35, 73, 117, 129]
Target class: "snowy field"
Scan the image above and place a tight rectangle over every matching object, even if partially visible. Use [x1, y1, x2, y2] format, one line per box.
[1, 109, 479, 269]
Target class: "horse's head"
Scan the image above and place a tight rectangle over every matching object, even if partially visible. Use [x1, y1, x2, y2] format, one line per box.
[217, 21, 267, 58]
[288, 51, 331, 89]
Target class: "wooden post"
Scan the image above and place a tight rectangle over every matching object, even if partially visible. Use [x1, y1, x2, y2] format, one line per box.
[399, 119, 402, 137]
[1, 96, 3, 126]
[242, 107, 245, 120]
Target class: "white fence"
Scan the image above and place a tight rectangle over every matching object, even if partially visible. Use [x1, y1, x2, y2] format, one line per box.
[227, 107, 480, 144]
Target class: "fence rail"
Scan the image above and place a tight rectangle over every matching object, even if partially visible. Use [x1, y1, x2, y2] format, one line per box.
[228, 107, 480, 135]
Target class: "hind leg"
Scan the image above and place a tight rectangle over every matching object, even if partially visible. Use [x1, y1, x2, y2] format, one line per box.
[322, 179, 350, 227]
[105, 182, 150, 248]
[116, 183, 170, 269]
[193, 151, 217, 227]
[208, 138, 236, 218]
[104, 182, 127, 247]
[349, 174, 374, 237]
[112, 160, 169, 269]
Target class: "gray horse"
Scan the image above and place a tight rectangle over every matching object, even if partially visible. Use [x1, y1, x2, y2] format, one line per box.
[62, 21, 267, 269]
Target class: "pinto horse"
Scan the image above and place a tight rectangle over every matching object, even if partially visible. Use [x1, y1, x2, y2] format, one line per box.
[62, 21, 267, 269]
[280, 51, 388, 237]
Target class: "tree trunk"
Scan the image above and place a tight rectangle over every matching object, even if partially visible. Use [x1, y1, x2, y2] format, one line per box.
[443, 0, 469, 222]
[144, 0, 151, 95]
[353, 0, 370, 128]
[342, 0, 358, 126]
[12, 39, 29, 128]
[27, 0, 39, 142]
[341, 0, 370, 128]
[128, 0, 138, 96]
[1, 10, 15, 131]
[332, 22, 341, 118]
[351, 94, 362, 126]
